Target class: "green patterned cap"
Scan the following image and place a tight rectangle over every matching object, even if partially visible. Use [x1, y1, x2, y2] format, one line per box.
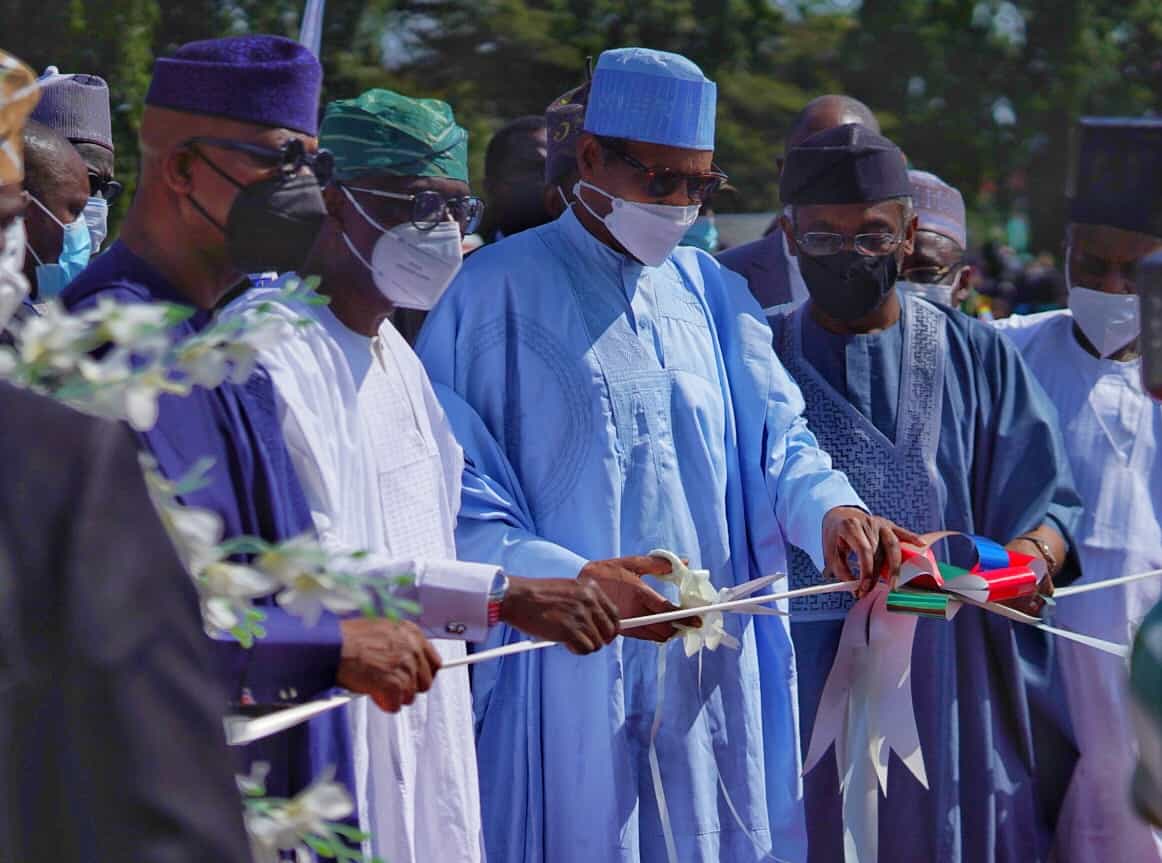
[320, 88, 468, 182]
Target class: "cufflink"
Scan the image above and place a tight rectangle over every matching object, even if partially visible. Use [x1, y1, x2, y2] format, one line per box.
[446, 622, 467, 636]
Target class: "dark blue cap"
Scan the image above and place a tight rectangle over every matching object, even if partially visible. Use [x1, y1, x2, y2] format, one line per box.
[780, 123, 910, 206]
[1069, 117, 1162, 238]
[146, 35, 322, 136]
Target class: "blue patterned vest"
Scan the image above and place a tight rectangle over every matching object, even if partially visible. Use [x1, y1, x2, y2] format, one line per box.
[770, 293, 949, 621]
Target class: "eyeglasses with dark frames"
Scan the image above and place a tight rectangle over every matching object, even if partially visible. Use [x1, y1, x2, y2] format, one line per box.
[182, 136, 334, 186]
[794, 231, 905, 257]
[344, 186, 485, 235]
[597, 138, 727, 203]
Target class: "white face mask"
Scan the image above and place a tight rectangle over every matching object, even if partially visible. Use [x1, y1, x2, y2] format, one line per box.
[898, 280, 955, 308]
[574, 179, 699, 267]
[0, 217, 30, 329]
[83, 195, 109, 251]
[1068, 284, 1140, 358]
[341, 186, 464, 311]
[1065, 248, 1141, 358]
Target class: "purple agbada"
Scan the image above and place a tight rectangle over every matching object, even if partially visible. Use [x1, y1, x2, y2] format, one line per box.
[62, 241, 344, 794]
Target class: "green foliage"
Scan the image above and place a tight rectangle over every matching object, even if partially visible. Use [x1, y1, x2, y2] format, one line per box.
[8, 0, 1162, 248]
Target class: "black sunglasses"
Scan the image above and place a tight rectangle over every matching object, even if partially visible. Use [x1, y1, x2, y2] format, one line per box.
[182, 136, 334, 186]
[598, 137, 727, 203]
[88, 171, 123, 204]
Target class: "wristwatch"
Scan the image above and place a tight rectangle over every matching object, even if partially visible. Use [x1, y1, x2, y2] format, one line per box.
[487, 570, 509, 627]
[1016, 534, 1057, 579]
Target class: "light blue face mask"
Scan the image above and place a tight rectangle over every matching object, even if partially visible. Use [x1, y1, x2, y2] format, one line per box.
[83, 195, 109, 252]
[680, 215, 719, 253]
[29, 196, 92, 300]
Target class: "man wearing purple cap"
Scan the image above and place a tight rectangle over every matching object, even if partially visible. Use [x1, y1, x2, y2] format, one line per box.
[420, 47, 912, 863]
[31, 68, 120, 251]
[61, 35, 444, 799]
[898, 169, 973, 308]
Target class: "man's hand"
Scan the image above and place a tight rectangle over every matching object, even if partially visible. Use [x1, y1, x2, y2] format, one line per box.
[1003, 527, 1064, 616]
[500, 575, 620, 654]
[579, 556, 701, 642]
[337, 618, 443, 713]
[822, 506, 923, 598]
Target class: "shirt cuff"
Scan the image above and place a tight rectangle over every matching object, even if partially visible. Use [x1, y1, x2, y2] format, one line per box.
[415, 560, 499, 643]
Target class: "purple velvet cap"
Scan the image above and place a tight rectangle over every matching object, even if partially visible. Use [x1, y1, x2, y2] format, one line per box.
[146, 35, 322, 136]
[31, 69, 113, 152]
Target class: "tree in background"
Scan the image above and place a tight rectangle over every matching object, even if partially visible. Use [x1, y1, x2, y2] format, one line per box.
[7, 0, 1162, 252]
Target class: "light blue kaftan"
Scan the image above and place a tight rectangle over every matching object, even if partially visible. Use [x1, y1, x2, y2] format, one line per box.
[770, 292, 1084, 863]
[417, 208, 864, 863]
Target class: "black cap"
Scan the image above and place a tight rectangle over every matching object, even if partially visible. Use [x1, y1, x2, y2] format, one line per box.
[1069, 117, 1162, 238]
[780, 123, 910, 206]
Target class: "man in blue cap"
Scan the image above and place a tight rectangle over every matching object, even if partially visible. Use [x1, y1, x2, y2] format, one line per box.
[419, 47, 914, 863]
[770, 123, 1083, 862]
[61, 35, 444, 798]
[996, 118, 1162, 863]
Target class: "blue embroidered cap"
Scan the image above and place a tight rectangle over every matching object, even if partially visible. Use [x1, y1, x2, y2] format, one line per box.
[583, 47, 716, 151]
[146, 35, 322, 136]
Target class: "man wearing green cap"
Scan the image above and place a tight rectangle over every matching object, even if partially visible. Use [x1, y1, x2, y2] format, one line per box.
[226, 87, 624, 863]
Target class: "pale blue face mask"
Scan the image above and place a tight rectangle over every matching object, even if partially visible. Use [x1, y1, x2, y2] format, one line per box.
[680, 215, 719, 253]
[29, 196, 92, 300]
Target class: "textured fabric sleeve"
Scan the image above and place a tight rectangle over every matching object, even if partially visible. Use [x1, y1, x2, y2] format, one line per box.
[207, 609, 342, 704]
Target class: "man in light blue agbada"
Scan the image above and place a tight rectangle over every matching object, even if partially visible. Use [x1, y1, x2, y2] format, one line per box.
[417, 47, 913, 863]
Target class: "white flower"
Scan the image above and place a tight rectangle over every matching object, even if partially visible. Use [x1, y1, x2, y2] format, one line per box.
[81, 298, 174, 359]
[17, 302, 90, 367]
[243, 770, 355, 854]
[174, 339, 232, 389]
[650, 549, 741, 657]
[256, 536, 368, 626]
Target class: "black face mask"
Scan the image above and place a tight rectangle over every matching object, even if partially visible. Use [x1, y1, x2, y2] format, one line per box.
[798, 250, 899, 322]
[189, 152, 327, 274]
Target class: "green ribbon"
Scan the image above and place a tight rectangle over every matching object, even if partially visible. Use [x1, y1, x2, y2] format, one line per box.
[886, 589, 955, 618]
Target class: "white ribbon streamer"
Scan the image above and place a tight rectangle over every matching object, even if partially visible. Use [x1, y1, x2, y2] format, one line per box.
[803, 586, 928, 863]
[1054, 568, 1162, 599]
